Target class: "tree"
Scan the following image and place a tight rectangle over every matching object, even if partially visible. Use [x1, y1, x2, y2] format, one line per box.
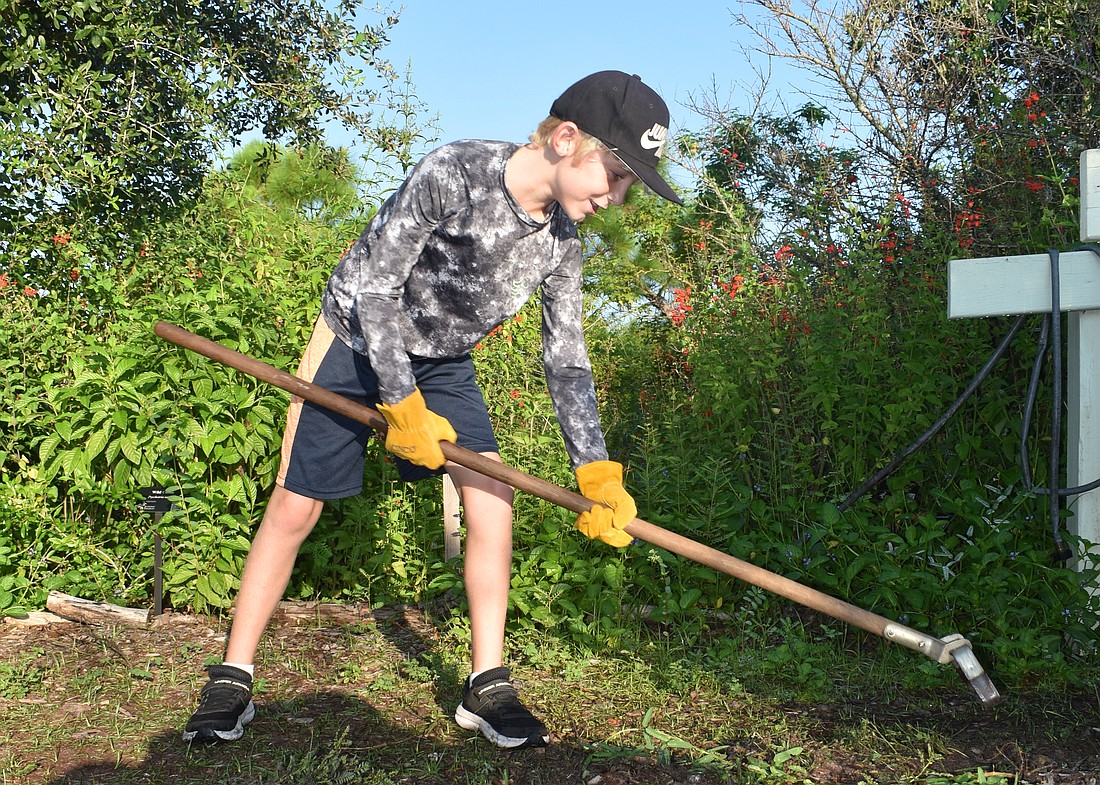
[0, 0, 427, 236]
[226, 141, 362, 221]
[580, 185, 688, 323]
[730, 0, 1098, 254]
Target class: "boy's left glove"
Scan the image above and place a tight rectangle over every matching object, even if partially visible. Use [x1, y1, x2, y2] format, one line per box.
[376, 388, 457, 470]
[574, 460, 636, 548]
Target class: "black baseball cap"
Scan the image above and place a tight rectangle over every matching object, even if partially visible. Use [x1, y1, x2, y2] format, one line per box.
[550, 70, 683, 205]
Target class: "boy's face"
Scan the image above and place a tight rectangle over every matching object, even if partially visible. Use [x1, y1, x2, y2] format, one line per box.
[556, 149, 639, 222]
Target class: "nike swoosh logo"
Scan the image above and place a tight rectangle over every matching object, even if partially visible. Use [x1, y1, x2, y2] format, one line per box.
[639, 123, 668, 153]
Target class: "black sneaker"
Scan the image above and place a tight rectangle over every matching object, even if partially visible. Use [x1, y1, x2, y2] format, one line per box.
[182, 664, 256, 743]
[454, 666, 549, 749]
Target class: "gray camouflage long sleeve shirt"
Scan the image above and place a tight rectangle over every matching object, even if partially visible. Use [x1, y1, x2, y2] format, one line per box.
[320, 140, 608, 468]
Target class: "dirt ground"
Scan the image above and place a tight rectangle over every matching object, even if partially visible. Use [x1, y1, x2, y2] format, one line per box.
[1, 607, 1098, 785]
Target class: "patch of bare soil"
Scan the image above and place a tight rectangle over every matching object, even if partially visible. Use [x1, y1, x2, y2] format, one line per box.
[1, 609, 1098, 785]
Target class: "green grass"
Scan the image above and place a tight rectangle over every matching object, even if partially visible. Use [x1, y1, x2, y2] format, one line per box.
[0, 609, 1097, 784]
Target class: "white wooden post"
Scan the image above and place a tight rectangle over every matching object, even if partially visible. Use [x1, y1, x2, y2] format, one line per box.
[443, 474, 462, 560]
[947, 150, 1100, 577]
[1082, 149, 1100, 241]
[1069, 149, 1100, 575]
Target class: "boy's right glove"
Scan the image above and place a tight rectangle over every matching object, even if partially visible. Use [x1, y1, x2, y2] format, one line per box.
[574, 460, 636, 548]
[376, 388, 457, 470]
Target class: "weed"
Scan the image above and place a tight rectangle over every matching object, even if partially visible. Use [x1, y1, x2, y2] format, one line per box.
[743, 745, 811, 784]
[274, 730, 402, 785]
[0, 618, 1097, 784]
[924, 771, 1016, 785]
[0, 650, 44, 700]
[71, 668, 106, 701]
[641, 706, 731, 768]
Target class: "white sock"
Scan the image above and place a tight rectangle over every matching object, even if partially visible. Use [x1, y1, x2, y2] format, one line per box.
[224, 661, 255, 677]
[468, 670, 484, 686]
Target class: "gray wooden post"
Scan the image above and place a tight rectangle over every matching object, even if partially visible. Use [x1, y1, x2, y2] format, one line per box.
[947, 150, 1100, 578]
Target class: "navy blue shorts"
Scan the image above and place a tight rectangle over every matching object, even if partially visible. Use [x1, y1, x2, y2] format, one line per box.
[276, 315, 499, 499]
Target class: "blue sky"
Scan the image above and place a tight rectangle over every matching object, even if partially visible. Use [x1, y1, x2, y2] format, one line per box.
[334, 2, 806, 163]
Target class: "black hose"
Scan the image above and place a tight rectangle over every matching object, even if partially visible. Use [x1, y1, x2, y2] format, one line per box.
[839, 245, 1100, 565]
[837, 313, 1028, 512]
[1047, 249, 1068, 560]
[1019, 316, 1049, 490]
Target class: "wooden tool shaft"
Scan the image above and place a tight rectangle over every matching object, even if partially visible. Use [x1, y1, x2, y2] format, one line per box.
[154, 321, 895, 638]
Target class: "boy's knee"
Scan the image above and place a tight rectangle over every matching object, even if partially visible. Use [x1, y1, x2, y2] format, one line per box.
[264, 486, 324, 536]
[448, 455, 514, 505]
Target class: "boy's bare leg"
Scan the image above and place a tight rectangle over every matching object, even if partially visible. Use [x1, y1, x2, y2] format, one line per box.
[184, 484, 322, 742]
[224, 484, 324, 664]
[448, 454, 548, 747]
[446, 455, 514, 673]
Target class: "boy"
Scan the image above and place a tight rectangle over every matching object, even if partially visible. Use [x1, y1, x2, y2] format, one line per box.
[183, 70, 682, 749]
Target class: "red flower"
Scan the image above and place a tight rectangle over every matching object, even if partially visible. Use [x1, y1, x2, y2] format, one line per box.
[52, 232, 71, 245]
[1025, 180, 1043, 192]
[669, 286, 692, 325]
[719, 275, 744, 299]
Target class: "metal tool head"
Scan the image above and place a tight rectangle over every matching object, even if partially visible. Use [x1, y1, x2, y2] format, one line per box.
[883, 626, 1003, 709]
[949, 642, 1003, 708]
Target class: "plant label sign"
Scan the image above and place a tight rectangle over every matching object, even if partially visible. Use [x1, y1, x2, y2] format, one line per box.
[138, 486, 176, 514]
[947, 149, 1100, 582]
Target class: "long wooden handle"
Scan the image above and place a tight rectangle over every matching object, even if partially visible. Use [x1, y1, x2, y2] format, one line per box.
[154, 321, 892, 638]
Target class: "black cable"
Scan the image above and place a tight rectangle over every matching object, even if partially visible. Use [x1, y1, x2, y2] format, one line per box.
[1047, 249, 1068, 560]
[1021, 246, 1100, 499]
[1019, 245, 1100, 562]
[839, 244, 1100, 564]
[837, 313, 1028, 512]
[1020, 315, 1049, 491]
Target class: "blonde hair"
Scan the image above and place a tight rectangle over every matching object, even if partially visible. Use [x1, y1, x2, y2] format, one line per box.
[529, 116, 609, 158]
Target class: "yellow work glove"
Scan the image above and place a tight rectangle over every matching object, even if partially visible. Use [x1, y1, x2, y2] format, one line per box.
[376, 388, 457, 470]
[574, 460, 637, 548]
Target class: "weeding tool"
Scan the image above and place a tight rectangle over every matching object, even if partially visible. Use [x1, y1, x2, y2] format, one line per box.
[154, 321, 1004, 708]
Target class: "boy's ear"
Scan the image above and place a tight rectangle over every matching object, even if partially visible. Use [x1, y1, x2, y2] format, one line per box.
[550, 121, 582, 158]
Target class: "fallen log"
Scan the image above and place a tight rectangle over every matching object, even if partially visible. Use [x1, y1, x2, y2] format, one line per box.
[269, 598, 464, 627]
[46, 591, 151, 627]
[270, 600, 376, 626]
[2, 611, 70, 626]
